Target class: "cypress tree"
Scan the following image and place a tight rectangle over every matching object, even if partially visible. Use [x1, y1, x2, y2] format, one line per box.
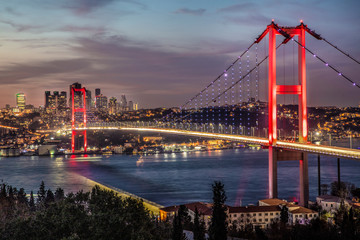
[193, 207, 206, 240]
[37, 181, 46, 205]
[208, 181, 228, 240]
[280, 206, 289, 224]
[29, 190, 35, 211]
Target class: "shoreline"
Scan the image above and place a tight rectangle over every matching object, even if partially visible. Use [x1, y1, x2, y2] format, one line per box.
[78, 174, 164, 214]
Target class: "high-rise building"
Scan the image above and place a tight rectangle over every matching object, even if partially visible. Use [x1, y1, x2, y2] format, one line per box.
[109, 97, 117, 114]
[45, 91, 67, 110]
[128, 101, 134, 111]
[69, 82, 82, 108]
[58, 91, 67, 109]
[86, 90, 92, 110]
[95, 94, 107, 110]
[120, 95, 127, 110]
[16, 93, 26, 111]
[95, 88, 101, 97]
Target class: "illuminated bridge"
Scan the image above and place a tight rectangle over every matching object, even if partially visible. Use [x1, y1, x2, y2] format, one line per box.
[68, 20, 360, 206]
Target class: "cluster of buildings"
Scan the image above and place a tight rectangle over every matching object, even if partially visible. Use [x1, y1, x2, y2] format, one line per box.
[160, 194, 360, 232]
[44, 82, 138, 114]
[160, 198, 319, 230]
[7, 82, 139, 116]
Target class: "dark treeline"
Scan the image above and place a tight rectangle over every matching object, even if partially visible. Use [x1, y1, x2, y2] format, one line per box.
[1, 181, 360, 240]
[0, 181, 171, 240]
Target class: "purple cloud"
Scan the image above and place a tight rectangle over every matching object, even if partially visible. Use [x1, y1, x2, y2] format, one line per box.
[218, 3, 257, 13]
[174, 8, 206, 16]
[63, 0, 146, 15]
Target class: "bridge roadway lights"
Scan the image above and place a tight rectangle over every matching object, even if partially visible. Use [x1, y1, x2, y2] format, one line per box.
[269, 147, 309, 207]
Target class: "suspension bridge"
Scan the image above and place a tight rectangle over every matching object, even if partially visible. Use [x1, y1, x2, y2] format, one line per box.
[69, 20, 360, 206]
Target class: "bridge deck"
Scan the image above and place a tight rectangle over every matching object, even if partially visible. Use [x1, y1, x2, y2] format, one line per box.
[118, 127, 360, 160]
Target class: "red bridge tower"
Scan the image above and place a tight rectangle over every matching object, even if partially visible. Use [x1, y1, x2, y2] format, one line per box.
[71, 87, 87, 153]
[256, 21, 321, 206]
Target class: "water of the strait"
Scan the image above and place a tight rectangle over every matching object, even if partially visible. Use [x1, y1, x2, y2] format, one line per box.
[0, 148, 359, 207]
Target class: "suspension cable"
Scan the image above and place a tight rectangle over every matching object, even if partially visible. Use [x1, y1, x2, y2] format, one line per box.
[180, 42, 256, 109]
[322, 38, 360, 65]
[291, 38, 360, 89]
[170, 43, 283, 123]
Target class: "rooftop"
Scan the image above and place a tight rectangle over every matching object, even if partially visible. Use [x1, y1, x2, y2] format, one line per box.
[229, 205, 281, 213]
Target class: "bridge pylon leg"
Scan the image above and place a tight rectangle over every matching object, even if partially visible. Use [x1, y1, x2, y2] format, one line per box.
[268, 146, 278, 199]
[299, 153, 309, 207]
[269, 148, 309, 207]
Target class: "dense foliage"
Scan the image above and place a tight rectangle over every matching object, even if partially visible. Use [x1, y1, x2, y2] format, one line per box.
[0, 182, 171, 240]
[208, 181, 228, 240]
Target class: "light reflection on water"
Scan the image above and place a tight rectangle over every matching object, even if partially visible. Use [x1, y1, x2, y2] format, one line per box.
[0, 149, 360, 206]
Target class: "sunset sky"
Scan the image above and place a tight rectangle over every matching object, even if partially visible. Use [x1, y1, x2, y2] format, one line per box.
[0, 0, 359, 108]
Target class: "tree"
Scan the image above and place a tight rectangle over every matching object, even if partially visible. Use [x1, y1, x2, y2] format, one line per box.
[172, 213, 186, 240]
[55, 187, 65, 201]
[351, 188, 360, 199]
[178, 205, 192, 230]
[208, 181, 228, 240]
[280, 206, 289, 225]
[321, 184, 329, 195]
[331, 181, 353, 198]
[29, 191, 35, 211]
[45, 189, 55, 206]
[37, 181, 46, 205]
[193, 207, 206, 240]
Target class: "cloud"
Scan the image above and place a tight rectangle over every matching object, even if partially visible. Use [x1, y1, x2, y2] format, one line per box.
[0, 59, 93, 85]
[58, 25, 106, 34]
[218, 3, 257, 13]
[0, 19, 40, 32]
[62, 0, 146, 15]
[174, 8, 206, 16]
[63, 0, 116, 15]
[4, 7, 22, 16]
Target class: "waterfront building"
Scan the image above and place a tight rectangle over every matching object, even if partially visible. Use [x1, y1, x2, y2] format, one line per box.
[259, 198, 318, 225]
[228, 205, 281, 229]
[16, 93, 26, 111]
[287, 206, 318, 225]
[316, 195, 353, 213]
[160, 202, 213, 227]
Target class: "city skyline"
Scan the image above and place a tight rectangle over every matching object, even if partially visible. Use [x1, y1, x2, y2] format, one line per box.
[0, 0, 359, 108]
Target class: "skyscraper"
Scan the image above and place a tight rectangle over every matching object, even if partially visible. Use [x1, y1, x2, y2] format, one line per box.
[69, 82, 82, 108]
[120, 95, 127, 110]
[86, 90, 92, 110]
[95, 94, 107, 110]
[16, 93, 26, 110]
[128, 101, 134, 111]
[45, 91, 67, 113]
[109, 97, 117, 114]
[58, 91, 67, 109]
[95, 88, 101, 97]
